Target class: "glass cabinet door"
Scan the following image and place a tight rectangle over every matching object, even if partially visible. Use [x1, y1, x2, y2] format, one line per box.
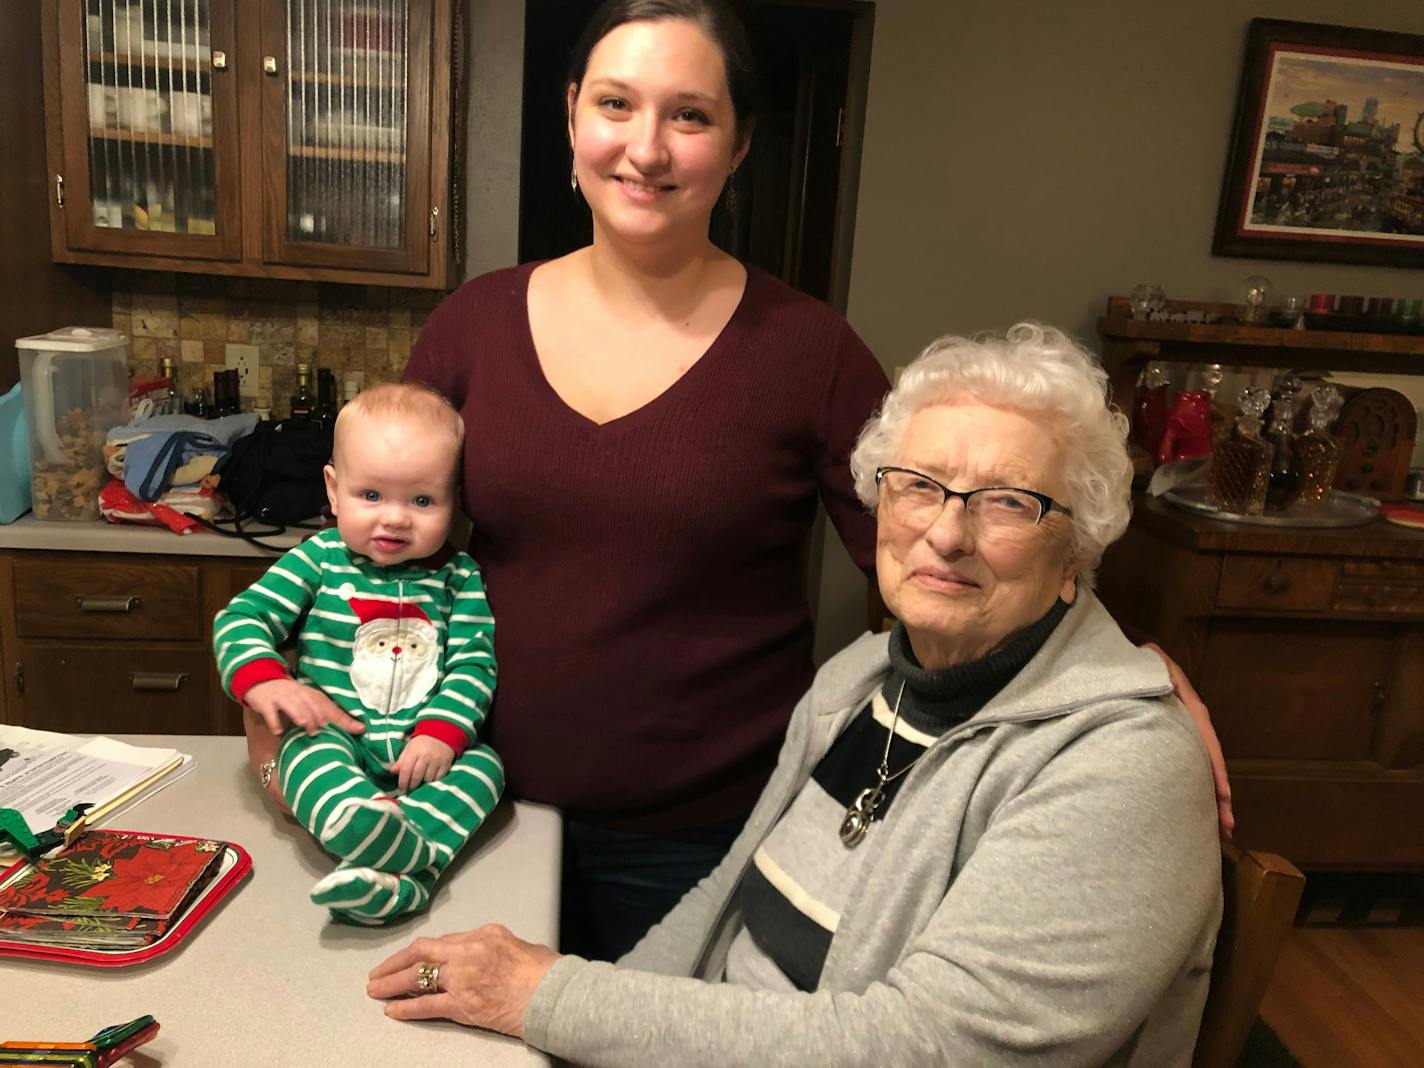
[260, 0, 432, 274]
[56, 0, 243, 259]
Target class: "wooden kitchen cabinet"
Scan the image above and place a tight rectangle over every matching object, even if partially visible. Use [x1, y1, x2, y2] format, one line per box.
[40, 0, 456, 288]
[0, 545, 271, 735]
[1097, 496, 1424, 870]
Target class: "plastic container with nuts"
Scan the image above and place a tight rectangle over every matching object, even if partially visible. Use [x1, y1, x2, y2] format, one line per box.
[16, 327, 130, 521]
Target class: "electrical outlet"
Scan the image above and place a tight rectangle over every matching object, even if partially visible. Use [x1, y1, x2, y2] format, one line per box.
[225, 343, 260, 399]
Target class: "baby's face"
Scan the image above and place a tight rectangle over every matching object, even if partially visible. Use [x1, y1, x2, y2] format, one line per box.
[324, 414, 458, 566]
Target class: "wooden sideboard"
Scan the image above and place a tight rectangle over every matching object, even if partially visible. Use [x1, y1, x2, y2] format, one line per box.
[1097, 496, 1424, 871]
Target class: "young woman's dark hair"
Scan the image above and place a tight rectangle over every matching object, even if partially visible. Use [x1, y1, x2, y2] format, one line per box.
[564, 0, 757, 146]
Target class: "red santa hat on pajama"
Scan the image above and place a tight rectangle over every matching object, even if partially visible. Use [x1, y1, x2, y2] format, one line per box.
[347, 598, 432, 626]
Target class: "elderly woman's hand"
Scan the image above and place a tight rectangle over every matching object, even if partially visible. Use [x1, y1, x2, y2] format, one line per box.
[367, 925, 560, 1038]
[1144, 643, 1234, 842]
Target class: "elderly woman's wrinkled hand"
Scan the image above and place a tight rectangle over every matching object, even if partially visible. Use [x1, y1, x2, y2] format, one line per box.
[366, 925, 560, 1038]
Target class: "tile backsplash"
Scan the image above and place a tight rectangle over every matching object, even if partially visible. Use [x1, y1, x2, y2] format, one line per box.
[110, 272, 445, 417]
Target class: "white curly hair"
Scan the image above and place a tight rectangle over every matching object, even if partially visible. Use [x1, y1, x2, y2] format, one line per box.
[849, 322, 1133, 583]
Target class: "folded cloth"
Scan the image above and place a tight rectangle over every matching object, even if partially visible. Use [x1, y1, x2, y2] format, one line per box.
[106, 443, 220, 486]
[1147, 458, 1208, 497]
[106, 412, 259, 448]
[109, 412, 260, 500]
[123, 431, 223, 500]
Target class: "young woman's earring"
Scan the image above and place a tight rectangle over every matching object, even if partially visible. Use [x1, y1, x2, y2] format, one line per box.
[724, 171, 737, 213]
[570, 161, 579, 193]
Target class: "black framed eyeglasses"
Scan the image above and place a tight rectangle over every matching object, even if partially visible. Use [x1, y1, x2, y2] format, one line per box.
[874, 466, 1074, 531]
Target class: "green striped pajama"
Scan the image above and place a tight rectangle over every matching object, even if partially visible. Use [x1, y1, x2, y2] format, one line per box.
[212, 529, 501, 923]
[280, 726, 504, 922]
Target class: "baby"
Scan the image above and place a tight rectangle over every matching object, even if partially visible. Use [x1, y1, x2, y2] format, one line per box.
[213, 382, 502, 924]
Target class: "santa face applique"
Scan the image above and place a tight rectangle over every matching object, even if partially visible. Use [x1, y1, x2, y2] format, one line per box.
[347, 597, 440, 714]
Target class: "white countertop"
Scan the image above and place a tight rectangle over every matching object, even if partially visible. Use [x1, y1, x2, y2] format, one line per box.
[0, 514, 307, 556]
[0, 735, 560, 1066]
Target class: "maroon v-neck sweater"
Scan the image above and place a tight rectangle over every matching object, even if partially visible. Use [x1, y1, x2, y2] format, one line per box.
[404, 262, 889, 831]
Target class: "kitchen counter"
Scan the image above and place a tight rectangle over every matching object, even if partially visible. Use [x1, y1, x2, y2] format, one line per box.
[0, 734, 560, 1066]
[0, 514, 307, 556]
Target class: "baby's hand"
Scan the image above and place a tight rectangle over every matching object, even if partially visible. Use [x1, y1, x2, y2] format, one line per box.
[392, 736, 457, 792]
[245, 678, 352, 737]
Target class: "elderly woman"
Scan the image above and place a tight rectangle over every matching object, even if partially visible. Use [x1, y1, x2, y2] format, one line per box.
[367, 323, 1223, 1066]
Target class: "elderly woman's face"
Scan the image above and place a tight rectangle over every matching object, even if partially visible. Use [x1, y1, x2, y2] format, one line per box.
[876, 400, 1078, 668]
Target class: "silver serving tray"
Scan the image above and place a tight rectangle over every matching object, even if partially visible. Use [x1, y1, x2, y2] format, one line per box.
[1163, 485, 1379, 527]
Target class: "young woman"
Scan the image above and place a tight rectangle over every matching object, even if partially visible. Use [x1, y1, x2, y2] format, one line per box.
[403, 0, 888, 960]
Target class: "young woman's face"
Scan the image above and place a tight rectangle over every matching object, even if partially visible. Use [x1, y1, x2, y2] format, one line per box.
[568, 18, 749, 247]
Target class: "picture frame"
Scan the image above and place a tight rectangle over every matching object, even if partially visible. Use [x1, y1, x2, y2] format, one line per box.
[1213, 18, 1424, 268]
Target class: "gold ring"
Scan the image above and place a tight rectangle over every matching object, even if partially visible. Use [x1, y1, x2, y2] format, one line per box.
[415, 962, 440, 994]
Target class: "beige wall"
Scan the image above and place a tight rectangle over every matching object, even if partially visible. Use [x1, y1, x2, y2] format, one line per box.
[814, 0, 1424, 659]
[452, 0, 1424, 660]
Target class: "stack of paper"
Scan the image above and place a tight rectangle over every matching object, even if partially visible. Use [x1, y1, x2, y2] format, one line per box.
[0, 726, 193, 866]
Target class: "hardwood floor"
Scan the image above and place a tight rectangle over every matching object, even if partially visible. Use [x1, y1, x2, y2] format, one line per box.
[1260, 926, 1424, 1067]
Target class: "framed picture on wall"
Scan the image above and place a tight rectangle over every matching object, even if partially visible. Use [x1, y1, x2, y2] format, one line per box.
[1214, 18, 1424, 268]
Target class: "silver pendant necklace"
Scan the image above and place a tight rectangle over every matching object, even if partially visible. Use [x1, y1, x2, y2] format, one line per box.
[839, 680, 924, 848]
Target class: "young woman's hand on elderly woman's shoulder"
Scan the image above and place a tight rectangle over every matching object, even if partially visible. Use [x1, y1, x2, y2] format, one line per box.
[1143, 643, 1235, 843]
[367, 926, 560, 1038]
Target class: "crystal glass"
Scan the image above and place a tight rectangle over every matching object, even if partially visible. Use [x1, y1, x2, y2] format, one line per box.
[1132, 362, 1170, 457]
[1129, 284, 1166, 321]
[1242, 275, 1274, 323]
[1275, 295, 1306, 329]
[1264, 396, 1301, 510]
[1199, 364, 1228, 442]
[1207, 387, 1272, 515]
[1296, 386, 1343, 504]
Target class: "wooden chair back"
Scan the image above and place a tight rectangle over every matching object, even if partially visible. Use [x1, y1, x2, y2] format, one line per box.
[1193, 842, 1306, 1068]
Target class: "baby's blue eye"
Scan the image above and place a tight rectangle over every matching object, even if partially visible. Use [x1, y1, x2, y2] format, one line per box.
[413, 495, 432, 508]
[363, 490, 381, 502]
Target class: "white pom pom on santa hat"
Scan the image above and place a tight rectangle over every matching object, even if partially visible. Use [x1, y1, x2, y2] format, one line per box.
[348, 597, 432, 626]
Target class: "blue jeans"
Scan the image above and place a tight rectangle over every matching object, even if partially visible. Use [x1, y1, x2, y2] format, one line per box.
[560, 815, 746, 962]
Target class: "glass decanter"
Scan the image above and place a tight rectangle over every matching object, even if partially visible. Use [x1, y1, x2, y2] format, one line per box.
[1207, 387, 1272, 515]
[1295, 385, 1344, 505]
[1264, 395, 1301, 510]
[1193, 363, 1229, 446]
[1132, 362, 1170, 457]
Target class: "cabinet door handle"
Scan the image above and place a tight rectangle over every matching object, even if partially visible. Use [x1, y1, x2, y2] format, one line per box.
[263, 55, 279, 75]
[212, 49, 227, 70]
[76, 595, 141, 613]
[1264, 571, 1292, 594]
[130, 672, 188, 692]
